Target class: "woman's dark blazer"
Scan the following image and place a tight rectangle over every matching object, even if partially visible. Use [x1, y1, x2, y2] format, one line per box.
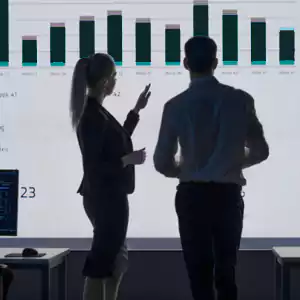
[76, 97, 139, 197]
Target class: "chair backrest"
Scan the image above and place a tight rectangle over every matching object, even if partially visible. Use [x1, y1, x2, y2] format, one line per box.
[0, 264, 9, 300]
[0, 267, 4, 300]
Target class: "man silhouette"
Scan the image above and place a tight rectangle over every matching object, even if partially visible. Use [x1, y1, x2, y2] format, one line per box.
[153, 36, 269, 300]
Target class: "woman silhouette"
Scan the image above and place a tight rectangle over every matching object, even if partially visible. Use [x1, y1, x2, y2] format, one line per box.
[70, 53, 151, 300]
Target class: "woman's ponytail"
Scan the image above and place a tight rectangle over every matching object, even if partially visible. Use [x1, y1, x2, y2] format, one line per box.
[70, 58, 89, 129]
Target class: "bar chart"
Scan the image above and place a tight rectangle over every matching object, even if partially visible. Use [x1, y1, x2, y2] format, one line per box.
[2, 0, 300, 240]
[0, 0, 297, 68]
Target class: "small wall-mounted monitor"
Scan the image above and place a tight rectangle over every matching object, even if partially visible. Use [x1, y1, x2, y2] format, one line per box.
[0, 170, 19, 236]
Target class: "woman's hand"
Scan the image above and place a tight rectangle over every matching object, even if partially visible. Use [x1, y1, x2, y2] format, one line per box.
[133, 84, 151, 113]
[122, 148, 146, 167]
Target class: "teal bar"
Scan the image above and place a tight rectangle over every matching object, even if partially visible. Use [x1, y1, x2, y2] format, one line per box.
[115, 62, 122, 66]
[136, 19, 151, 65]
[279, 29, 295, 64]
[0, 62, 9, 67]
[107, 11, 123, 65]
[0, 0, 9, 64]
[79, 17, 95, 58]
[22, 38, 37, 65]
[22, 62, 37, 66]
[50, 23, 66, 65]
[166, 62, 181, 66]
[136, 62, 151, 66]
[280, 60, 295, 65]
[251, 19, 266, 64]
[251, 61, 266, 65]
[222, 11, 238, 64]
[280, 27, 294, 31]
[223, 61, 238, 65]
[51, 62, 65, 66]
[165, 25, 181, 65]
[193, 1, 209, 36]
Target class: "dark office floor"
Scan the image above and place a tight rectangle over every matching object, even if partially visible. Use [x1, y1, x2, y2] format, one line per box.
[4, 249, 300, 300]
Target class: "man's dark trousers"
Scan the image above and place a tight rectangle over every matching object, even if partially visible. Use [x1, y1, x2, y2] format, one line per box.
[175, 182, 244, 300]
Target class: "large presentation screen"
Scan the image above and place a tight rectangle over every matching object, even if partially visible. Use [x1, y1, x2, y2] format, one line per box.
[0, 0, 299, 238]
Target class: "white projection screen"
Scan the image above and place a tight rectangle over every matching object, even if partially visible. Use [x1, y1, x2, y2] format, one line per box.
[0, 0, 299, 241]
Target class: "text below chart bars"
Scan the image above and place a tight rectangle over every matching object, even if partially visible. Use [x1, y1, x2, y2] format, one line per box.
[22, 36, 37, 66]
[222, 10, 238, 66]
[107, 11, 122, 66]
[165, 24, 181, 66]
[50, 23, 66, 66]
[0, 0, 9, 66]
[79, 16, 95, 59]
[135, 19, 151, 66]
[193, 0, 209, 37]
[251, 18, 266, 65]
[279, 28, 295, 65]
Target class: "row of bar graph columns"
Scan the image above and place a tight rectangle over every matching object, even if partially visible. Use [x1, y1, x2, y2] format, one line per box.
[221, 13, 295, 66]
[77, 11, 181, 65]
[78, 12, 123, 65]
[0, 0, 296, 67]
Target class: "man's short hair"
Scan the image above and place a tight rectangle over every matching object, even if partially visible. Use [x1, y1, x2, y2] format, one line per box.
[184, 36, 217, 73]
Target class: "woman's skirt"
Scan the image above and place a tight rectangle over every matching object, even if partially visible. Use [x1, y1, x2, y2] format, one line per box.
[82, 189, 129, 278]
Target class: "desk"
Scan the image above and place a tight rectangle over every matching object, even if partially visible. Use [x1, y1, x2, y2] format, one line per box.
[273, 247, 300, 300]
[0, 248, 70, 300]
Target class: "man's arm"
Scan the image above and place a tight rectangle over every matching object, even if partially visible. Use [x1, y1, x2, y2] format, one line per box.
[153, 102, 180, 177]
[243, 95, 269, 168]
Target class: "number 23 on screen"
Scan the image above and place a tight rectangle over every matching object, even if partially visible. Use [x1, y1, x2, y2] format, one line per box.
[20, 187, 36, 198]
